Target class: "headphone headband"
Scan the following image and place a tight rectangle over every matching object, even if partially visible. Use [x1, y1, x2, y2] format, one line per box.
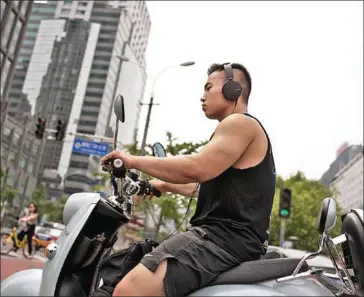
[223, 63, 234, 81]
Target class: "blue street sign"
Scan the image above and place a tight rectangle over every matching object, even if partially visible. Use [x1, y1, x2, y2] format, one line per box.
[72, 138, 110, 157]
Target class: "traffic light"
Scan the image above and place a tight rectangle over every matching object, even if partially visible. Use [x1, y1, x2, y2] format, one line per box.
[279, 188, 292, 218]
[35, 118, 46, 139]
[55, 120, 66, 141]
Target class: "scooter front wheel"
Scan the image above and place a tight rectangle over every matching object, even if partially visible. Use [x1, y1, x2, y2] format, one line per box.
[1, 233, 15, 255]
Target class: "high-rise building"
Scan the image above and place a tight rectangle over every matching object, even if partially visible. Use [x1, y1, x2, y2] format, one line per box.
[53, 1, 151, 194]
[6, 1, 151, 195]
[320, 143, 363, 187]
[0, 0, 33, 102]
[31, 19, 100, 178]
[107, 1, 151, 65]
[331, 150, 363, 212]
[6, 1, 57, 120]
[1, 115, 42, 210]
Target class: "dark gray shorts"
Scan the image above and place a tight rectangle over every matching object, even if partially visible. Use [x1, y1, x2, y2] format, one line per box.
[140, 227, 241, 297]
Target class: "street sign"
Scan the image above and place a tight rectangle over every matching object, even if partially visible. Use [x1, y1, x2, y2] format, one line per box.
[72, 138, 110, 157]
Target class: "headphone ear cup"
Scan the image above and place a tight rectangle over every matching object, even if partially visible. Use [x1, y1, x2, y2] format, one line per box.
[222, 80, 242, 101]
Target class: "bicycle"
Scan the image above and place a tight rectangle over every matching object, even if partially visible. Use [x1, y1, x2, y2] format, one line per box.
[1, 221, 36, 259]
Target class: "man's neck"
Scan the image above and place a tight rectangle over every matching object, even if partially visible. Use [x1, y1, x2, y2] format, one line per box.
[218, 104, 248, 122]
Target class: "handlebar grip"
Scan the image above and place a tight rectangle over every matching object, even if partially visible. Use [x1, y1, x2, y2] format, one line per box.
[150, 185, 162, 198]
[112, 159, 126, 178]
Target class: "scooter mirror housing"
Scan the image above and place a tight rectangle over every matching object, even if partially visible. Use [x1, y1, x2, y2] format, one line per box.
[112, 94, 125, 150]
[114, 94, 125, 123]
[317, 197, 337, 234]
[152, 142, 167, 158]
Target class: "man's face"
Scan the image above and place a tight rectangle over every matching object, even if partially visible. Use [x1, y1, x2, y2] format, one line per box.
[201, 70, 231, 120]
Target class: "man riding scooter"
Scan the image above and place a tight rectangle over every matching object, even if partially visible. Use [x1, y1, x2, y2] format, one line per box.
[101, 62, 276, 297]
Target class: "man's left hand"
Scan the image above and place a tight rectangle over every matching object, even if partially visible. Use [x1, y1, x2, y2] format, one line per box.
[100, 150, 135, 169]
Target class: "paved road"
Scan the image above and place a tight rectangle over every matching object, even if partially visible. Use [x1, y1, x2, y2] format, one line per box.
[1, 251, 45, 281]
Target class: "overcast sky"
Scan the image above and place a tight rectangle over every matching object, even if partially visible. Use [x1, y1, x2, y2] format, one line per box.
[137, 1, 363, 180]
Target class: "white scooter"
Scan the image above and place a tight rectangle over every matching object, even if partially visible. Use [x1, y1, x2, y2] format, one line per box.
[1, 94, 363, 296]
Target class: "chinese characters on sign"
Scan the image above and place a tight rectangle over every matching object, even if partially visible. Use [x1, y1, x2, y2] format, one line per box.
[72, 138, 110, 157]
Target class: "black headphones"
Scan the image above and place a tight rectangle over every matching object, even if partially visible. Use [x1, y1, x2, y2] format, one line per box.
[222, 63, 243, 101]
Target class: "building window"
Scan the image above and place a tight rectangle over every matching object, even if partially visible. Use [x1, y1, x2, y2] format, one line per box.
[79, 2, 88, 7]
[80, 111, 99, 117]
[8, 152, 15, 162]
[61, 8, 71, 14]
[19, 158, 26, 169]
[3, 127, 11, 137]
[13, 133, 20, 145]
[89, 73, 107, 80]
[25, 30, 37, 37]
[32, 145, 38, 156]
[83, 101, 101, 107]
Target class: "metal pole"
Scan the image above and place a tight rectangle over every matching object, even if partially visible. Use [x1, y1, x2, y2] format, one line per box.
[279, 218, 286, 247]
[19, 138, 34, 211]
[0, 102, 8, 138]
[19, 175, 30, 211]
[34, 133, 47, 186]
[140, 93, 154, 155]
[106, 21, 135, 135]
[139, 65, 179, 155]
[13, 116, 30, 189]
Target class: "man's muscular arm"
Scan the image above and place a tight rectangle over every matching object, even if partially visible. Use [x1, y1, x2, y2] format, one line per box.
[101, 114, 257, 184]
[159, 181, 199, 198]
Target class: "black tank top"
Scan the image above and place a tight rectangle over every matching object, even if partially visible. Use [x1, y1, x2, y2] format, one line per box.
[190, 113, 276, 261]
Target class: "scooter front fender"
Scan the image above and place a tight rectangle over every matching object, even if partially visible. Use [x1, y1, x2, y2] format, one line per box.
[0, 268, 42, 296]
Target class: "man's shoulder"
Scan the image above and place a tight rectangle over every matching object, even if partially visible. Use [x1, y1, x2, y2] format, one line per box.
[217, 113, 260, 135]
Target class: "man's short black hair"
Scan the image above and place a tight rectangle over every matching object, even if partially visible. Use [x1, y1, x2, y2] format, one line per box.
[207, 63, 252, 104]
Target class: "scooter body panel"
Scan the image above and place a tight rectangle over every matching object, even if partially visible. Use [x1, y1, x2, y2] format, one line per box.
[0, 269, 43, 296]
[189, 277, 335, 296]
[38, 192, 102, 296]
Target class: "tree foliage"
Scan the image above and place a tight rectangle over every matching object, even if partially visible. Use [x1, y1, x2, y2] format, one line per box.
[269, 171, 342, 252]
[30, 185, 67, 223]
[0, 168, 18, 206]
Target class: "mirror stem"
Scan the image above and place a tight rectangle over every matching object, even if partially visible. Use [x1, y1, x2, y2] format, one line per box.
[114, 119, 119, 150]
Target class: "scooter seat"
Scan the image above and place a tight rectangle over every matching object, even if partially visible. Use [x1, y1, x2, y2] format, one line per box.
[208, 258, 308, 286]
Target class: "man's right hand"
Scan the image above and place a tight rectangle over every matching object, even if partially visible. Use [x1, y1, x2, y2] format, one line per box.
[149, 180, 166, 193]
[133, 180, 166, 203]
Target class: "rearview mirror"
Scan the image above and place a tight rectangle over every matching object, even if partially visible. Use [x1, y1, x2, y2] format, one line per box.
[317, 197, 337, 234]
[152, 142, 166, 158]
[114, 94, 125, 123]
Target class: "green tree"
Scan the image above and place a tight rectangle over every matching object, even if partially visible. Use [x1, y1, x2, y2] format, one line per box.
[0, 168, 18, 204]
[1, 168, 19, 221]
[269, 171, 342, 252]
[92, 172, 111, 193]
[29, 186, 67, 223]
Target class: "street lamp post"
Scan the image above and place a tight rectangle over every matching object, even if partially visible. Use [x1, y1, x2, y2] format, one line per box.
[120, 56, 195, 155]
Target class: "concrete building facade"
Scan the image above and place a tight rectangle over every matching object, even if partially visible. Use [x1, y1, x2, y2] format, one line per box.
[331, 151, 363, 212]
